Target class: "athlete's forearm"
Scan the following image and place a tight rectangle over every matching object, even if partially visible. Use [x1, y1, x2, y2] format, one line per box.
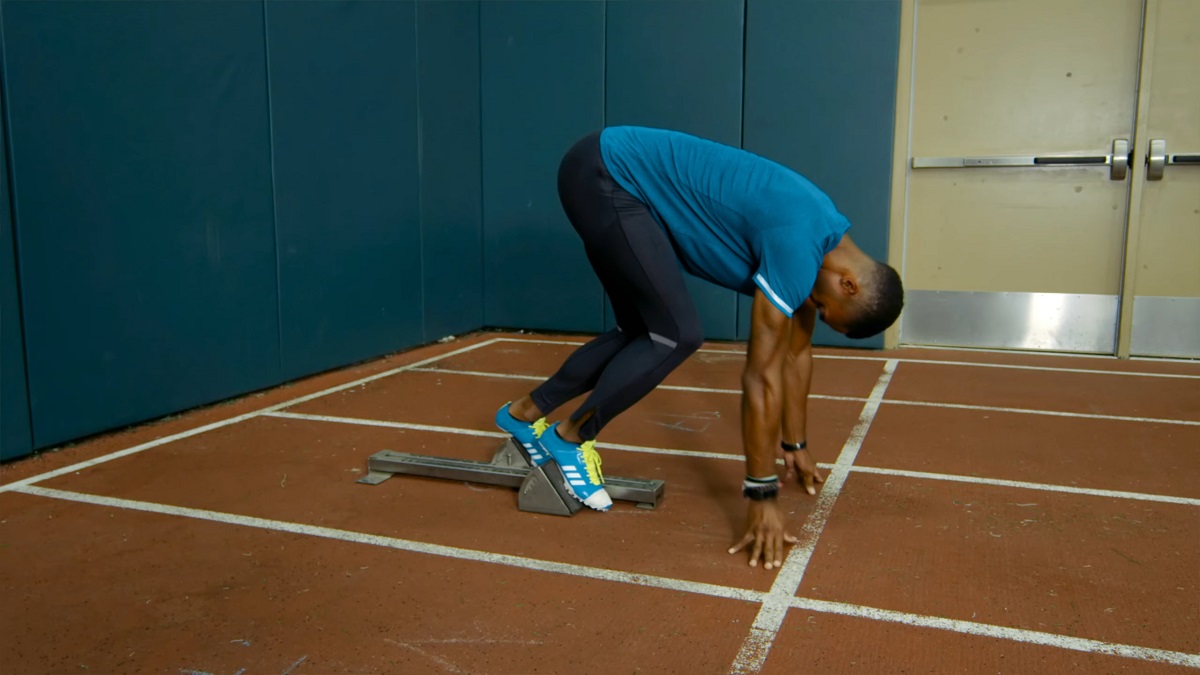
[781, 345, 812, 445]
[781, 305, 816, 446]
[742, 363, 784, 478]
[742, 290, 791, 479]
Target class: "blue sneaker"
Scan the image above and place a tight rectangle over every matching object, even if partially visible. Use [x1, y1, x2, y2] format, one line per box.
[494, 403, 551, 465]
[538, 423, 612, 512]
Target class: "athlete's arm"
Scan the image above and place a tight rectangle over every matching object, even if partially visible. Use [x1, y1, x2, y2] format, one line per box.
[781, 302, 825, 494]
[728, 289, 797, 570]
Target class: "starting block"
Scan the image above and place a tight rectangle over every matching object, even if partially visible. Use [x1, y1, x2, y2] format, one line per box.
[357, 438, 665, 516]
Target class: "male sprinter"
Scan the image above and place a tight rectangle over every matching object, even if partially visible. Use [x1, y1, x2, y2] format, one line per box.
[494, 127, 903, 570]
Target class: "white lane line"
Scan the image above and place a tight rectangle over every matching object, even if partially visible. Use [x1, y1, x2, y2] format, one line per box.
[729, 360, 898, 674]
[903, 343, 1200, 366]
[884, 399, 1200, 427]
[13, 485, 763, 604]
[900, 344, 1119, 359]
[409, 366, 864, 403]
[878, 355, 1195, 374]
[847, 466, 1200, 507]
[262, 411, 738, 462]
[491, 336, 744, 356]
[15, 486, 1198, 670]
[263, 411, 1200, 506]
[0, 338, 502, 493]
[491, 336, 1200, 380]
[491, 336, 871, 360]
[411, 364, 1200, 426]
[791, 598, 1200, 669]
[266, 411, 508, 440]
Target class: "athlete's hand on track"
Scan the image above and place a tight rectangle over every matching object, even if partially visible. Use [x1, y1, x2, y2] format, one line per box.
[728, 500, 797, 570]
[782, 448, 824, 496]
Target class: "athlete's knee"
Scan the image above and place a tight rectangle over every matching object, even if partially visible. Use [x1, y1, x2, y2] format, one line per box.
[651, 321, 702, 360]
[676, 323, 704, 357]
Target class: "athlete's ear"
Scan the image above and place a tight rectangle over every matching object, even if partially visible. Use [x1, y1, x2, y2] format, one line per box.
[840, 273, 859, 297]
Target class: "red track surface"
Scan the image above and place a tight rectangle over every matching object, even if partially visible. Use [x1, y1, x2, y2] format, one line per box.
[2, 332, 1197, 673]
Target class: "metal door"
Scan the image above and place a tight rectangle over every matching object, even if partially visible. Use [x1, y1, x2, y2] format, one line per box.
[1124, 0, 1200, 358]
[901, 0, 1144, 353]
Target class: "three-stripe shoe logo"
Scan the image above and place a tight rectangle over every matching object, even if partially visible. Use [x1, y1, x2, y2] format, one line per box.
[559, 464, 587, 487]
[523, 441, 546, 462]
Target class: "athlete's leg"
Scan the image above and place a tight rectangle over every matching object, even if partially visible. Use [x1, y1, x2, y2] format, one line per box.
[507, 132, 639, 423]
[556, 182, 703, 443]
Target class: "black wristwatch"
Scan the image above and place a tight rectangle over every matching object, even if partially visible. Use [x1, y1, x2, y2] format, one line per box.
[781, 440, 807, 452]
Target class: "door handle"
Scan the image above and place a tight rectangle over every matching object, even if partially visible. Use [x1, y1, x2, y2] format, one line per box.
[1147, 139, 1167, 180]
[1146, 139, 1200, 181]
[912, 139, 1132, 181]
[1110, 138, 1130, 181]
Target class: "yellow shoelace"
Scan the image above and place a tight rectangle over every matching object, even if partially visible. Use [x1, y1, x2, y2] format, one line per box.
[531, 418, 550, 438]
[580, 440, 604, 485]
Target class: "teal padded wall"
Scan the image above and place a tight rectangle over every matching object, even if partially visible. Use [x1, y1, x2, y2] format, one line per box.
[418, 1, 483, 341]
[1, 21, 33, 460]
[0, 0, 902, 457]
[3, 0, 280, 448]
[1, 137, 31, 460]
[480, 1, 606, 333]
[742, 0, 901, 347]
[604, 0, 745, 341]
[266, 1, 423, 380]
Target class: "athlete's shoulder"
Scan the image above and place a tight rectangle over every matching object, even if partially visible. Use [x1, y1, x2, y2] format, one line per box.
[602, 125, 677, 143]
[602, 125, 727, 147]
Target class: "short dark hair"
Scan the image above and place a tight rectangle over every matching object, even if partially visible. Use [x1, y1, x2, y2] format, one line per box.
[844, 263, 904, 340]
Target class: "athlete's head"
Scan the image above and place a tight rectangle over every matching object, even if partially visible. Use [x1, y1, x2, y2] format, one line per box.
[809, 239, 904, 339]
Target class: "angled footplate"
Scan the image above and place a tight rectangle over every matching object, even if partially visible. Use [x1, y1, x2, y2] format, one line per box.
[358, 438, 665, 515]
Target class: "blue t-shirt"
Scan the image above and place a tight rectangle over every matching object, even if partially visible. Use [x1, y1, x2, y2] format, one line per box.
[599, 126, 851, 318]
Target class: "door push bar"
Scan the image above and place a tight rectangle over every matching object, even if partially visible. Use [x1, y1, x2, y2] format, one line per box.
[914, 138, 1200, 181]
[1147, 139, 1200, 180]
[912, 139, 1132, 180]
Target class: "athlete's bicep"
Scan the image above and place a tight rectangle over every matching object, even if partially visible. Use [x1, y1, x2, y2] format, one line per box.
[746, 289, 791, 378]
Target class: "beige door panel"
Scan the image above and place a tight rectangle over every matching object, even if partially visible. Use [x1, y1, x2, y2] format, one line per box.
[1129, 0, 1200, 357]
[903, 0, 1141, 352]
[1135, 182, 1200, 297]
[907, 168, 1128, 293]
[912, 0, 1143, 157]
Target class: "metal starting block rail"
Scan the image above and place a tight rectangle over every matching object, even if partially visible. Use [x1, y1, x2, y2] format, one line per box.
[357, 438, 665, 516]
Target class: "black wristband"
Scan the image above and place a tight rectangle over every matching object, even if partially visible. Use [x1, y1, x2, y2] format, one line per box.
[742, 476, 780, 501]
[781, 440, 807, 452]
[742, 484, 779, 501]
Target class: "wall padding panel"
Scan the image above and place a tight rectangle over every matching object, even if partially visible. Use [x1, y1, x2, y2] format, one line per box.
[480, 1, 606, 333]
[604, 0, 746, 341]
[0, 25, 32, 459]
[266, 0, 423, 379]
[418, 0, 483, 341]
[742, 0, 901, 347]
[4, 0, 280, 447]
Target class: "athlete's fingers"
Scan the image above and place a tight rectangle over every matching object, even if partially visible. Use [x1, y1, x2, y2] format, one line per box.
[728, 532, 754, 555]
